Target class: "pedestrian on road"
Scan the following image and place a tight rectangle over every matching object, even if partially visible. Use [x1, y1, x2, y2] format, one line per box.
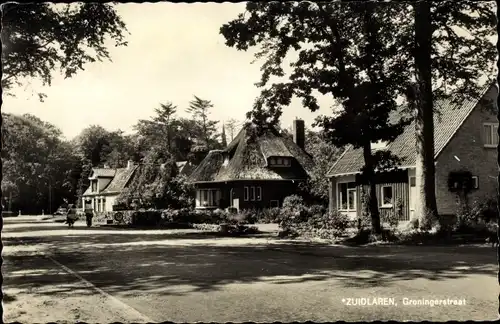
[85, 210, 94, 228]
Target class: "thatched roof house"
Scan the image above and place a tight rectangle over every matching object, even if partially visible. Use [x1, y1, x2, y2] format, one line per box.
[188, 119, 314, 210]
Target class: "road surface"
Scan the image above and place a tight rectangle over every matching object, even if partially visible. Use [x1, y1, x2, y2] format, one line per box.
[2, 216, 498, 322]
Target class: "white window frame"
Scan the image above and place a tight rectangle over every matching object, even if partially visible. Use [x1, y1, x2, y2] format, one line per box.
[380, 185, 394, 208]
[472, 176, 479, 189]
[250, 187, 256, 201]
[256, 187, 262, 201]
[483, 122, 498, 148]
[270, 200, 279, 208]
[244, 187, 249, 201]
[197, 189, 220, 208]
[337, 181, 357, 212]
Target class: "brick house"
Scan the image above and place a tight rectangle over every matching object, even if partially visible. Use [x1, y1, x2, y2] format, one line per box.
[187, 120, 314, 210]
[327, 83, 498, 222]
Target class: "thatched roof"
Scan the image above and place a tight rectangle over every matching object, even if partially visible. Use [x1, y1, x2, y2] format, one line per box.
[188, 124, 314, 183]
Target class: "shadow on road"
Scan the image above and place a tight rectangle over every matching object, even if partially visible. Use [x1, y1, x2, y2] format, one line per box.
[2, 225, 497, 299]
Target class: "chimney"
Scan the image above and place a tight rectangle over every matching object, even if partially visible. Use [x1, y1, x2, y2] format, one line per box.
[127, 160, 134, 170]
[292, 119, 305, 150]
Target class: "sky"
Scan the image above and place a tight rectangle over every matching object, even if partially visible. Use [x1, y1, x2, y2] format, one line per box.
[3, 2, 333, 140]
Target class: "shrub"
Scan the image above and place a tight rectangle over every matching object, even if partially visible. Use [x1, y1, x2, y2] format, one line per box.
[381, 209, 399, 229]
[255, 208, 282, 223]
[132, 210, 162, 226]
[307, 204, 327, 217]
[282, 195, 305, 209]
[280, 210, 350, 240]
[409, 217, 420, 230]
[279, 195, 310, 228]
[160, 208, 228, 225]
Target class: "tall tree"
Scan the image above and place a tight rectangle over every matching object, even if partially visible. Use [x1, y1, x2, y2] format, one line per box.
[225, 118, 240, 141]
[135, 102, 177, 152]
[186, 95, 220, 150]
[73, 125, 112, 166]
[1, 113, 79, 213]
[1, 3, 128, 99]
[221, 1, 410, 234]
[406, 1, 496, 228]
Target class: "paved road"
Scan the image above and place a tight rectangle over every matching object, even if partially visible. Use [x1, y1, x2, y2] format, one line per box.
[2, 216, 498, 322]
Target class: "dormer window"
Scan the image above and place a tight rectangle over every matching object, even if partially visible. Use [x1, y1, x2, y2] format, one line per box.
[269, 157, 291, 167]
[91, 180, 97, 192]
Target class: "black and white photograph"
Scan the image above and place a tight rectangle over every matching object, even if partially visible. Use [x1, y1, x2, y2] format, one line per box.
[1, 1, 498, 322]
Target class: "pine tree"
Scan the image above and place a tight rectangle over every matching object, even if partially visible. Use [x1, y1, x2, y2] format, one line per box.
[186, 96, 219, 150]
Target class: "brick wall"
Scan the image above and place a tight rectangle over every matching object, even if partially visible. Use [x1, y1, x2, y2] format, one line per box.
[435, 86, 498, 216]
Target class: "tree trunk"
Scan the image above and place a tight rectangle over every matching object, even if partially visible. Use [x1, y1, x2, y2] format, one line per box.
[413, 1, 439, 229]
[362, 143, 382, 234]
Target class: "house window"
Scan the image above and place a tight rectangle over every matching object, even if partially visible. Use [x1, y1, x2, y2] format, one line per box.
[483, 123, 499, 147]
[270, 200, 279, 208]
[91, 180, 97, 192]
[244, 187, 249, 201]
[256, 187, 262, 201]
[250, 187, 256, 201]
[102, 198, 106, 212]
[197, 189, 220, 207]
[338, 182, 356, 211]
[472, 176, 479, 189]
[380, 185, 393, 207]
[269, 157, 290, 167]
